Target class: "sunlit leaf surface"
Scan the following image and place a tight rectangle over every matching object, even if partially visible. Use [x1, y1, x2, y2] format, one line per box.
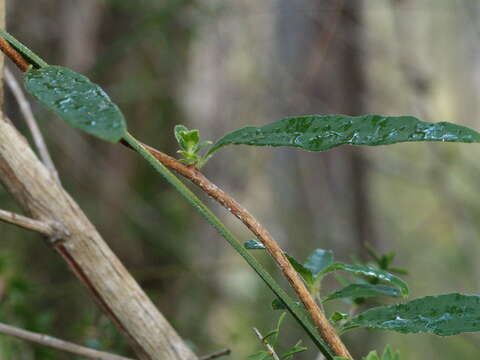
[25, 66, 127, 142]
[321, 263, 409, 297]
[209, 114, 480, 155]
[324, 283, 402, 302]
[342, 293, 480, 336]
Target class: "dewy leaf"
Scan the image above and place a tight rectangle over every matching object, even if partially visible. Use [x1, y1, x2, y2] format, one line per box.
[321, 263, 409, 297]
[342, 293, 480, 336]
[208, 114, 480, 156]
[24, 66, 127, 143]
[304, 249, 334, 277]
[323, 283, 402, 302]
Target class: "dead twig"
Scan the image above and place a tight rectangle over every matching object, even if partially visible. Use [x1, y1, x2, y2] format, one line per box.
[0, 322, 133, 360]
[5, 67, 59, 182]
[253, 328, 280, 360]
[0, 208, 65, 238]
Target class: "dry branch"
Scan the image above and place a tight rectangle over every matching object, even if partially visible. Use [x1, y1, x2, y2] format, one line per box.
[0, 322, 133, 360]
[5, 68, 59, 181]
[0, 208, 62, 236]
[0, 116, 198, 360]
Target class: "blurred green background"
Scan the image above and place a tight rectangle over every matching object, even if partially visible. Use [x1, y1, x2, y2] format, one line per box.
[2, 0, 480, 358]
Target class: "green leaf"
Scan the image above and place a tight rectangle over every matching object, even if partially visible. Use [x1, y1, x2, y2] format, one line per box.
[362, 346, 400, 360]
[272, 298, 287, 310]
[342, 293, 480, 336]
[208, 114, 480, 157]
[304, 249, 334, 277]
[261, 329, 279, 342]
[330, 312, 349, 324]
[363, 351, 380, 360]
[285, 254, 314, 286]
[324, 284, 402, 302]
[244, 240, 266, 250]
[271, 298, 303, 311]
[24, 66, 127, 143]
[174, 125, 190, 150]
[322, 263, 409, 297]
[381, 345, 400, 360]
[248, 351, 273, 360]
[281, 342, 307, 359]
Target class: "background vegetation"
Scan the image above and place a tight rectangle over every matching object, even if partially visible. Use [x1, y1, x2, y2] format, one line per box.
[3, 0, 480, 358]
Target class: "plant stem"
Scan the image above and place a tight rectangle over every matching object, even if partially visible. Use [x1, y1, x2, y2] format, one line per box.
[0, 29, 48, 68]
[123, 132, 342, 360]
[122, 139, 352, 359]
[0, 37, 29, 71]
[253, 328, 281, 360]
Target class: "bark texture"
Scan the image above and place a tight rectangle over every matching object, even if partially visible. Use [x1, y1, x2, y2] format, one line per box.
[0, 116, 198, 360]
[0, 4, 196, 355]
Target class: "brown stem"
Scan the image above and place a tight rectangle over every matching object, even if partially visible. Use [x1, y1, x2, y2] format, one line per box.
[0, 37, 29, 72]
[125, 142, 352, 359]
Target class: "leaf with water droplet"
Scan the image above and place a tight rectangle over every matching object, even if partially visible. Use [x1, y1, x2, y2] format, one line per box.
[24, 66, 127, 143]
[321, 263, 409, 297]
[342, 293, 480, 336]
[244, 240, 266, 249]
[323, 283, 402, 302]
[207, 114, 480, 157]
[304, 249, 334, 277]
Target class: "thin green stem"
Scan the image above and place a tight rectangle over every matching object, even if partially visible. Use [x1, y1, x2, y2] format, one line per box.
[123, 132, 335, 359]
[0, 29, 48, 68]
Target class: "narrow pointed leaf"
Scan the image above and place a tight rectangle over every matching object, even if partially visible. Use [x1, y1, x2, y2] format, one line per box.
[363, 352, 380, 360]
[323, 283, 402, 302]
[321, 263, 409, 297]
[272, 298, 304, 311]
[342, 293, 480, 336]
[24, 66, 127, 143]
[281, 344, 307, 359]
[330, 312, 349, 323]
[208, 115, 480, 156]
[248, 351, 272, 360]
[304, 249, 334, 277]
[285, 254, 314, 286]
